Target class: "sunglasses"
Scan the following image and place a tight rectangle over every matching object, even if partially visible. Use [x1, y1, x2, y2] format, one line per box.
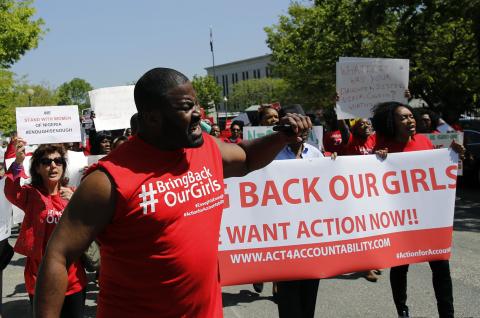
[39, 157, 64, 166]
[231, 128, 241, 132]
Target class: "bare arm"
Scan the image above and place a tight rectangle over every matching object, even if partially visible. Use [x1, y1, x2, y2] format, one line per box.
[34, 170, 116, 318]
[215, 113, 312, 178]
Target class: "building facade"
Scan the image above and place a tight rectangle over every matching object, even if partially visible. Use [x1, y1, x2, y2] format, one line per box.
[205, 54, 273, 111]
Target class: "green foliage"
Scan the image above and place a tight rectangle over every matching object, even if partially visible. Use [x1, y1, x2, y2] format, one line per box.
[265, 0, 480, 113]
[57, 78, 93, 111]
[191, 75, 222, 112]
[0, 70, 59, 134]
[0, 0, 46, 67]
[229, 78, 300, 110]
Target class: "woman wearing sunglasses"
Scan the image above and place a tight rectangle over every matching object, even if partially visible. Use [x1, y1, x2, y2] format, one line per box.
[4, 139, 86, 318]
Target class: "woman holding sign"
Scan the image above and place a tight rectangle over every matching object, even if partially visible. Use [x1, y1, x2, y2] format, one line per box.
[4, 140, 86, 318]
[372, 101, 463, 318]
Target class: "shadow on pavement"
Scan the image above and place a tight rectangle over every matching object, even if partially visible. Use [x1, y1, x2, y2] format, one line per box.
[8, 256, 26, 268]
[222, 289, 274, 307]
[3, 298, 31, 318]
[453, 187, 480, 233]
[5, 282, 26, 298]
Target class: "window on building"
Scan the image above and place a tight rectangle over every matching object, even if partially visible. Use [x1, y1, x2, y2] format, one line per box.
[257, 69, 261, 78]
[235, 73, 238, 83]
[246, 71, 249, 80]
[265, 67, 269, 78]
[221, 75, 226, 97]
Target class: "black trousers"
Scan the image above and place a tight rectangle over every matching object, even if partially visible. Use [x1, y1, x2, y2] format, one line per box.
[30, 289, 86, 318]
[390, 260, 454, 318]
[277, 279, 320, 318]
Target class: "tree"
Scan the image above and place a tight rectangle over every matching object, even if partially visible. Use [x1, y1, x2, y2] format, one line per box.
[228, 78, 299, 110]
[191, 75, 221, 113]
[0, 69, 16, 134]
[57, 78, 93, 111]
[0, 0, 45, 67]
[265, 0, 480, 113]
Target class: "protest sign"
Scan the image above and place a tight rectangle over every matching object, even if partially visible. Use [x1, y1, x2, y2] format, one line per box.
[336, 58, 409, 119]
[243, 126, 324, 150]
[423, 132, 464, 175]
[0, 179, 12, 241]
[219, 149, 457, 285]
[89, 86, 136, 131]
[16, 106, 82, 145]
[66, 151, 89, 187]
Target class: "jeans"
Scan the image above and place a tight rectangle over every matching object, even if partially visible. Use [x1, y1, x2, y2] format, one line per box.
[390, 260, 454, 318]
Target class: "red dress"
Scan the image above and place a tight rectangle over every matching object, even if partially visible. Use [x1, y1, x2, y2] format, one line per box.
[4, 164, 86, 295]
[90, 134, 225, 318]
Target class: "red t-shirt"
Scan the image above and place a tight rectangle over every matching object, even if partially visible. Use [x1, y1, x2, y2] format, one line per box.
[4, 167, 86, 296]
[92, 134, 225, 318]
[344, 134, 376, 155]
[374, 133, 434, 153]
[323, 130, 343, 154]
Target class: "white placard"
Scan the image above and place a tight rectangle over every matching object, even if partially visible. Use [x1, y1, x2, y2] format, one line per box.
[336, 58, 409, 119]
[89, 86, 136, 131]
[219, 149, 458, 285]
[16, 105, 82, 145]
[243, 126, 324, 150]
[66, 151, 89, 187]
[423, 132, 464, 175]
[0, 179, 12, 240]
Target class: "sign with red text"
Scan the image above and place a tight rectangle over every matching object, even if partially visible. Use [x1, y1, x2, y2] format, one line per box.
[336, 57, 409, 119]
[16, 106, 81, 145]
[219, 149, 457, 285]
[89, 86, 136, 131]
[243, 126, 324, 150]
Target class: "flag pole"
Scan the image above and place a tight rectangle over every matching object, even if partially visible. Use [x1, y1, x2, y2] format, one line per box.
[210, 26, 218, 124]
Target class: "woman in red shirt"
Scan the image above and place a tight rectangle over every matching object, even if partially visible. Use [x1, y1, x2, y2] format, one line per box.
[372, 101, 458, 318]
[4, 140, 86, 318]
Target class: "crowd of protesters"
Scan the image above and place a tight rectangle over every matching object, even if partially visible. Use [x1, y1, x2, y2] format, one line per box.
[0, 67, 466, 318]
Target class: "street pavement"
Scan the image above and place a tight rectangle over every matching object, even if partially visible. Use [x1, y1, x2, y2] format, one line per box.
[1, 187, 479, 318]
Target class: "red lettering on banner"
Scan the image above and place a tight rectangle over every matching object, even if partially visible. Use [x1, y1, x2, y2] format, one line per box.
[370, 209, 408, 229]
[283, 179, 301, 204]
[410, 169, 429, 192]
[240, 182, 258, 207]
[365, 173, 379, 197]
[239, 178, 322, 208]
[226, 222, 291, 243]
[349, 175, 364, 198]
[303, 177, 323, 202]
[329, 176, 349, 200]
[383, 171, 401, 194]
[296, 219, 324, 238]
[401, 170, 410, 193]
[429, 168, 446, 190]
[223, 183, 230, 208]
[261, 181, 282, 206]
[445, 165, 457, 189]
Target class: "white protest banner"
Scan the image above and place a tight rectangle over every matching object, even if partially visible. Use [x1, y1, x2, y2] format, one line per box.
[336, 58, 409, 119]
[16, 106, 81, 145]
[219, 149, 457, 285]
[66, 151, 88, 187]
[0, 179, 12, 240]
[89, 86, 136, 131]
[423, 132, 464, 175]
[243, 126, 324, 149]
[87, 154, 106, 166]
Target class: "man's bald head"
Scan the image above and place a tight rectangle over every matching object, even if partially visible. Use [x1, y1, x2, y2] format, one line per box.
[134, 68, 189, 113]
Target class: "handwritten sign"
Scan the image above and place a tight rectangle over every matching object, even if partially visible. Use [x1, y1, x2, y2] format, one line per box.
[336, 58, 409, 119]
[89, 86, 136, 131]
[16, 106, 82, 145]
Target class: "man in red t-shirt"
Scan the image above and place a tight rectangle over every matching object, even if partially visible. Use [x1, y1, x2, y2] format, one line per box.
[34, 68, 312, 318]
